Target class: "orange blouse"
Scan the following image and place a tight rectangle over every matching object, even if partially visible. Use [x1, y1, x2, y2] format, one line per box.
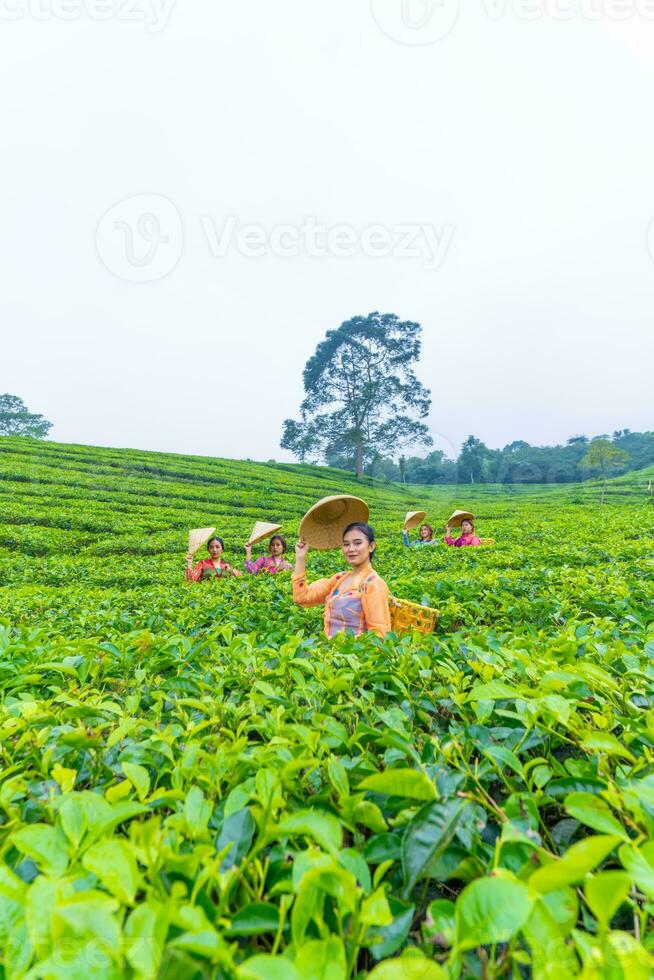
[185, 559, 236, 582]
[292, 563, 391, 638]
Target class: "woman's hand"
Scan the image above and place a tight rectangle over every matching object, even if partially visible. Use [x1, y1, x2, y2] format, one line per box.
[232, 569, 243, 577]
[294, 539, 309, 574]
[445, 526, 451, 537]
[245, 543, 252, 558]
[185, 551, 194, 567]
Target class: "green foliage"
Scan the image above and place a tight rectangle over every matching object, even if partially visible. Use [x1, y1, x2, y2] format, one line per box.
[0, 436, 653, 976]
[0, 393, 53, 439]
[583, 439, 630, 503]
[401, 429, 654, 486]
[281, 312, 432, 476]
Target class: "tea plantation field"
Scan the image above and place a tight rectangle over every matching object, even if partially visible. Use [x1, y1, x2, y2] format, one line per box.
[0, 437, 653, 979]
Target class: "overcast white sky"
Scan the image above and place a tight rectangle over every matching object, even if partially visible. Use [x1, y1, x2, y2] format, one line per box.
[2, 0, 653, 462]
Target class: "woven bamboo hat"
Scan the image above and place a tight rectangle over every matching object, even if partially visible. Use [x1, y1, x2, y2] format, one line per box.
[447, 510, 475, 528]
[299, 495, 369, 550]
[248, 521, 282, 546]
[188, 526, 216, 555]
[404, 510, 427, 531]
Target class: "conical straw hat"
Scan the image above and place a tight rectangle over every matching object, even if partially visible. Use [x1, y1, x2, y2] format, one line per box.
[188, 526, 216, 555]
[299, 495, 369, 550]
[404, 510, 426, 531]
[447, 510, 475, 528]
[248, 521, 282, 546]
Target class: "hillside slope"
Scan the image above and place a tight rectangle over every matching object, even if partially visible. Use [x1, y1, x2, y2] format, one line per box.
[1, 438, 653, 977]
[0, 437, 438, 556]
[1, 436, 652, 560]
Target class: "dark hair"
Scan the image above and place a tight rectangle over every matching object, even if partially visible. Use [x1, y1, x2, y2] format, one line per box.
[343, 522, 377, 560]
[420, 523, 434, 540]
[207, 536, 225, 551]
[268, 534, 287, 553]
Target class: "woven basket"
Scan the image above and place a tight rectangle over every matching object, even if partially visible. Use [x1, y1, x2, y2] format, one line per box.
[478, 537, 495, 546]
[389, 595, 439, 634]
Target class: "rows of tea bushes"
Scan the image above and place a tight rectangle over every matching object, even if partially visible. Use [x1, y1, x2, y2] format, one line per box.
[0, 436, 653, 978]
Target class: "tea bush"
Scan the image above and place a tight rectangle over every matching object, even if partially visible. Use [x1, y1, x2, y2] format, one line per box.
[0, 437, 653, 979]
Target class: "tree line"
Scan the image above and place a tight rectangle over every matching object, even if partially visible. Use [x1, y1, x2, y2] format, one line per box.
[367, 430, 652, 485]
[281, 313, 652, 485]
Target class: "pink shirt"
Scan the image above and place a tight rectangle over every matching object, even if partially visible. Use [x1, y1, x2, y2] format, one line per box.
[445, 533, 481, 548]
[245, 555, 293, 575]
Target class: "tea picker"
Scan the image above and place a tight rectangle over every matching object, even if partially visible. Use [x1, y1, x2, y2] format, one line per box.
[293, 496, 438, 637]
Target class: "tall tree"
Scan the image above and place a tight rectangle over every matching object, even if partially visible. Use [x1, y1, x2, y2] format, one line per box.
[457, 435, 490, 484]
[281, 312, 432, 477]
[582, 439, 628, 504]
[0, 394, 52, 438]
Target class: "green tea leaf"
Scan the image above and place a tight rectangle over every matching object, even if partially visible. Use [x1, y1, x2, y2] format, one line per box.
[58, 795, 87, 850]
[565, 792, 628, 839]
[483, 744, 524, 777]
[455, 876, 533, 951]
[618, 843, 654, 898]
[227, 903, 280, 936]
[584, 872, 632, 928]
[367, 896, 415, 960]
[468, 681, 522, 700]
[121, 762, 150, 802]
[529, 835, 621, 895]
[603, 931, 654, 979]
[217, 807, 256, 871]
[367, 949, 447, 979]
[81, 839, 139, 905]
[581, 732, 635, 762]
[238, 956, 299, 980]
[11, 824, 70, 876]
[327, 757, 349, 800]
[423, 898, 456, 948]
[294, 936, 346, 980]
[273, 810, 342, 856]
[125, 900, 168, 977]
[360, 887, 393, 927]
[360, 768, 437, 802]
[401, 799, 464, 898]
[184, 785, 212, 839]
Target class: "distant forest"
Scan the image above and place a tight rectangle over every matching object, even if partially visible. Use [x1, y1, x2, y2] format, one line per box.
[335, 429, 654, 485]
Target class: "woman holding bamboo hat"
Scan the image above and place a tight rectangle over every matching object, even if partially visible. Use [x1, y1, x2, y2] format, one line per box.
[185, 536, 242, 580]
[403, 523, 437, 547]
[444, 510, 481, 548]
[292, 496, 391, 638]
[245, 535, 293, 574]
[244, 520, 293, 574]
[401, 511, 436, 547]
